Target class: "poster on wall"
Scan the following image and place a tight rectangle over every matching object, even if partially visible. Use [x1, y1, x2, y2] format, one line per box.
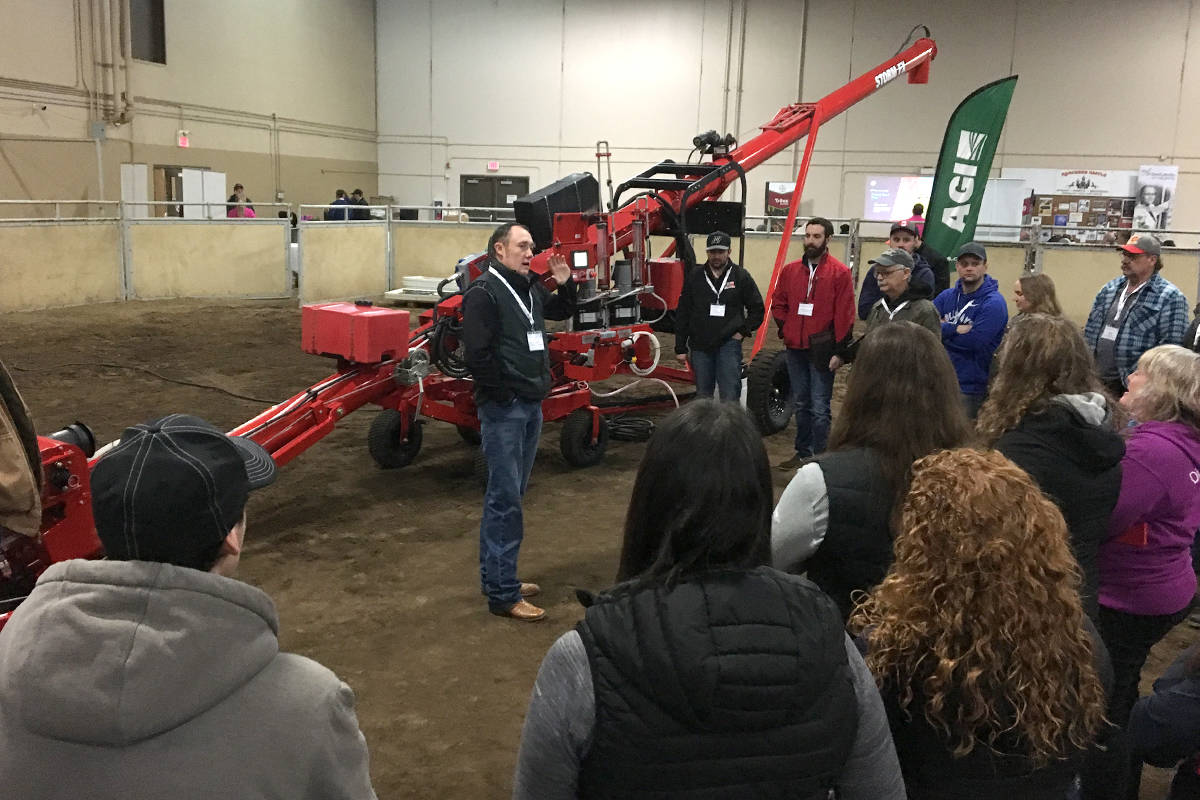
[1053, 169, 1133, 196]
[1134, 165, 1178, 230]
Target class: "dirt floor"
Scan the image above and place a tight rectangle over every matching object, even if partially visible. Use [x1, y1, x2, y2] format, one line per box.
[2, 297, 1195, 798]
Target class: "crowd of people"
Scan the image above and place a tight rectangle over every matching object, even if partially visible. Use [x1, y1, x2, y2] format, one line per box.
[1, 217, 1198, 798]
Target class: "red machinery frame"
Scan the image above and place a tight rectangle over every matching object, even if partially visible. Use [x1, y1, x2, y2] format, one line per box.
[0, 36, 936, 631]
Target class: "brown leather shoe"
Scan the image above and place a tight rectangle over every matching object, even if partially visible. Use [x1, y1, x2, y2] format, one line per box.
[491, 599, 546, 622]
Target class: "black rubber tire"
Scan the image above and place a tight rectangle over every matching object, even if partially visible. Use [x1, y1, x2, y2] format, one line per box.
[559, 408, 609, 468]
[367, 410, 423, 468]
[473, 447, 488, 490]
[457, 424, 482, 446]
[746, 349, 792, 435]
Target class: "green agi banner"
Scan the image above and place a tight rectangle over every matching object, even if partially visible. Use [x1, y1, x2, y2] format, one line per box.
[923, 76, 1018, 258]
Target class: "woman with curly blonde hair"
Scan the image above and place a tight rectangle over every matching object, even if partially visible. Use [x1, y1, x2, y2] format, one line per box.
[850, 448, 1110, 800]
[977, 314, 1124, 619]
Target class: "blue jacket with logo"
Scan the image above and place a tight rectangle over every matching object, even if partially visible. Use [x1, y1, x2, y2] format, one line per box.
[933, 275, 1009, 396]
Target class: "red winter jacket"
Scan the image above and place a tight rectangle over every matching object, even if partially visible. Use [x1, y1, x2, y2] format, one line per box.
[770, 252, 856, 352]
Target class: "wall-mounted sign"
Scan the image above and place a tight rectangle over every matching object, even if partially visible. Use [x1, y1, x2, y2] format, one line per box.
[486, 161, 500, 172]
[176, 130, 190, 148]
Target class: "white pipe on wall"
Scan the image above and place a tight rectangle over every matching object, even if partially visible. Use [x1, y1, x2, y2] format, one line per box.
[116, 0, 132, 123]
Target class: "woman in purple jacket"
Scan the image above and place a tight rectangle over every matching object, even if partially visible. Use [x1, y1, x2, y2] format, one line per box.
[1098, 344, 1200, 729]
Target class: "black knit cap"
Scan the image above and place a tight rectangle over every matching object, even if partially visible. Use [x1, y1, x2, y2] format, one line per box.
[91, 414, 276, 569]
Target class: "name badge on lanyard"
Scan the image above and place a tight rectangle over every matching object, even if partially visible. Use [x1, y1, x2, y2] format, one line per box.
[1100, 325, 1118, 342]
[706, 268, 732, 319]
[797, 262, 817, 317]
[489, 266, 543, 352]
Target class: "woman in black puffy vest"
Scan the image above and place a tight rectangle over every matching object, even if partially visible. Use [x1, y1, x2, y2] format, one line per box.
[771, 321, 973, 619]
[512, 400, 905, 800]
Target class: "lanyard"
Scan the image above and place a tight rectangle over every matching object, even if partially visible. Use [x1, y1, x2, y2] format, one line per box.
[489, 267, 535, 330]
[705, 266, 732, 299]
[879, 298, 910, 320]
[806, 261, 818, 301]
[1114, 280, 1147, 322]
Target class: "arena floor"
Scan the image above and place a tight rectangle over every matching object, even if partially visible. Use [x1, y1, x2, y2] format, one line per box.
[3, 298, 1192, 798]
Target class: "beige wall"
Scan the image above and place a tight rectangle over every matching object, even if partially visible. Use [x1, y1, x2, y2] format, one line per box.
[300, 224, 390, 303]
[0, 222, 122, 311]
[392, 222, 492, 282]
[128, 221, 290, 299]
[0, 0, 377, 206]
[377, 0, 1200, 232]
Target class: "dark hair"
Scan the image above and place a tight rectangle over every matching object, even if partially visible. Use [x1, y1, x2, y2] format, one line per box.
[828, 321, 972, 505]
[487, 222, 527, 259]
[353, 188, 364, 195]
[806, 216, 834, 238]
[1154, 254, 1165, 272]
[912, 202, 924, 215]
[616, 401, 772, 585]
[335, 189, 346, 198]
[839, 223, 850, 235]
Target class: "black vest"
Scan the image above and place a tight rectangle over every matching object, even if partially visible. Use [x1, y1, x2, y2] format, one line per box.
[576, 567, 857, 799]
[474, 266, 552, 401]
[804, 448, 894, 620]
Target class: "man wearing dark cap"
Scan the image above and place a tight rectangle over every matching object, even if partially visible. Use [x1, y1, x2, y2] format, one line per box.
[933, 242, 1008, 418]
[857, 222, 936, 319]
[1084, 233, 1189, 396]
[350, 188, 371, 221]
[0, 414, 376, 799]
[833, 248, 940, 367]
[674, 230, 765, 402]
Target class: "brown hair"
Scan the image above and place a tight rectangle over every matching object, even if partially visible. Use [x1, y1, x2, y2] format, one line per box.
[1017, 274, 1062, 316]
[977, 314, 1121, 445]
[850, 449, 1106, 763]
[1127, 345, 1200, 429]
[828, 321, 972, 504]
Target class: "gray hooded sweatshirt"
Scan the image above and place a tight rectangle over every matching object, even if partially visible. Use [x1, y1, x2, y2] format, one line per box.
[0, 559, 376, 800]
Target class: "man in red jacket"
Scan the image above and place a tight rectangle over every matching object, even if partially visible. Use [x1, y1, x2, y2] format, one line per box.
[771, 217, 856, 470]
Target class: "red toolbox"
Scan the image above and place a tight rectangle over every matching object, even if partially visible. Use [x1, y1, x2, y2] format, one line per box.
[301, 302, 410, 363]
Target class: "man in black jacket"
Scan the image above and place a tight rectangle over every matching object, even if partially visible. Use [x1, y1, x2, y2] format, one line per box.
[915, 233, 951, 295]
[462, 223, 576, 622]
[674, 231, 765, 402]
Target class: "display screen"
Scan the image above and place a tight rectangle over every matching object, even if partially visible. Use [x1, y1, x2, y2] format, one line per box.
[572, 250, 588, 268]
[864, 176, 933, 221]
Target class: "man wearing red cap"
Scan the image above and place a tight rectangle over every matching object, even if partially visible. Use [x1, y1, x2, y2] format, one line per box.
[1084, 233, 1189, 397]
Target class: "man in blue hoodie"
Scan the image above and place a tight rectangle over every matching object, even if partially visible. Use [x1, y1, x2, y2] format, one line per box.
[933, 242, 1008, 418]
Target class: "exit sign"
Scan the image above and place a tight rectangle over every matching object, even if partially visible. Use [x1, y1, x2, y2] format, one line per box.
[177, 130, 190, 148]
[486, 161, 499, 172]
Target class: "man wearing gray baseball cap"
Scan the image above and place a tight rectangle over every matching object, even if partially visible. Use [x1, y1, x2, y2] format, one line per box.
[1083, 233, 1189, 397]
[0, 414, 377, 799]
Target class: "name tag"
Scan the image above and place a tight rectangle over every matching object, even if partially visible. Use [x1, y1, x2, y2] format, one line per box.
[527, 331, 545, 351]
[709, 303, 726, 317]
[1100, 325, 1119, 342]
[797, 303, 814, 317]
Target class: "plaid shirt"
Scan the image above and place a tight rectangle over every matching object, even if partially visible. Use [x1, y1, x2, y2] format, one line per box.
[1084, 272, 1189, 383]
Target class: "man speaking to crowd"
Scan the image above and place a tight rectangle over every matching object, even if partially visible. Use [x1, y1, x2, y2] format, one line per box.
[463, 223, 576, 622]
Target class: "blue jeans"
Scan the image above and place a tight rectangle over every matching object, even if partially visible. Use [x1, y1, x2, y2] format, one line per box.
[785, 348, 834, 457]
[478, 398, 543, 610]
[690, 338, 743, 402]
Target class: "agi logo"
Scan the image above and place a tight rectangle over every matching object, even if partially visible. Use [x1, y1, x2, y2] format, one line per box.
[940, 130, 988, 232]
